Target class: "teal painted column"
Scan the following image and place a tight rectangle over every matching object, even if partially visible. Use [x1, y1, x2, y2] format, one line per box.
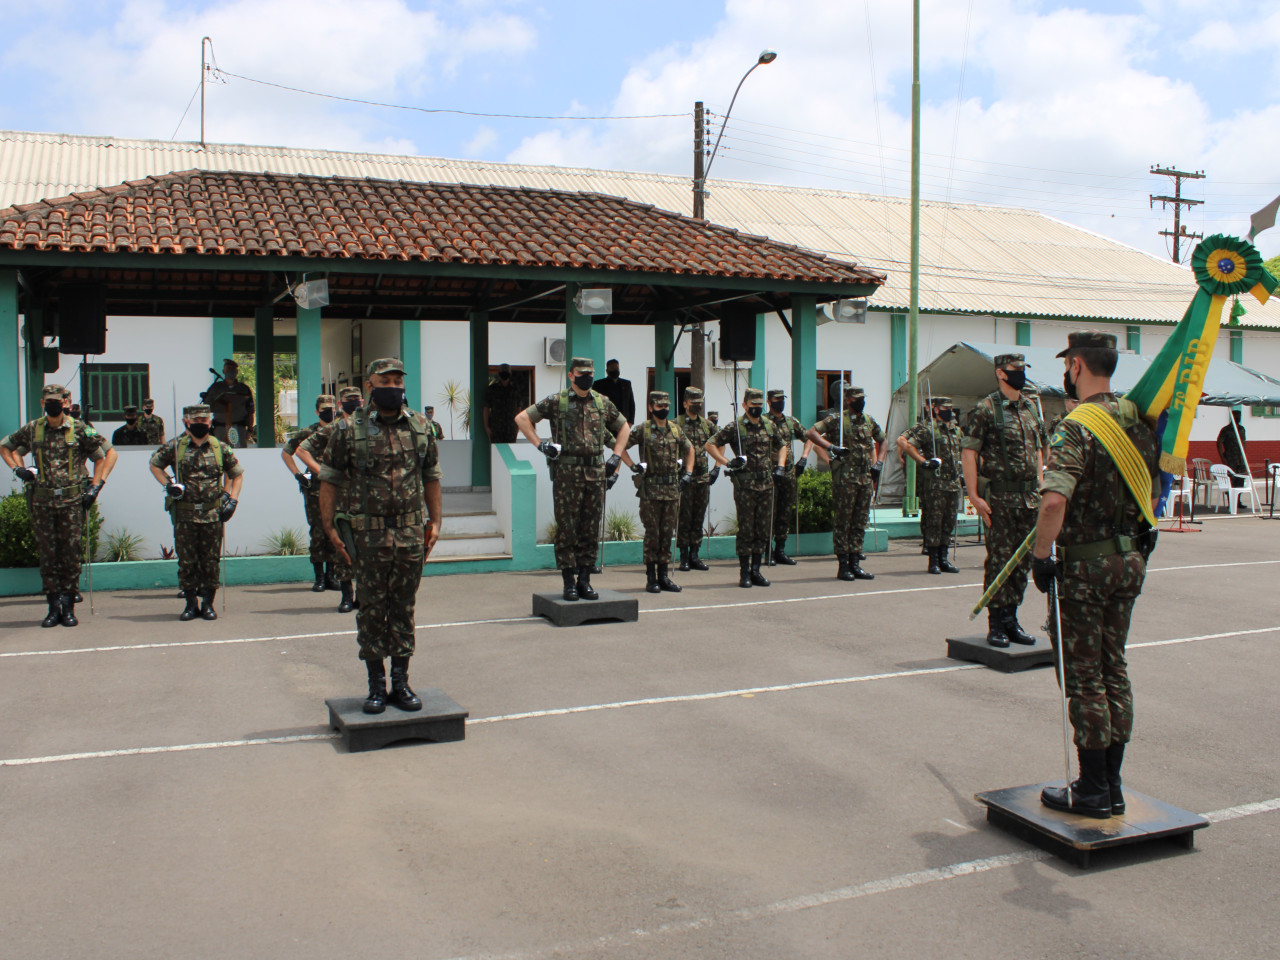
[254, 306, 275, 447]
[296, 307, 322, 434]
[399, 320, 422, 413]
[890, 313, 907, 391]
[212, 316, 234, 366]
[0, 270, 19, 439]
[564, 284, 595, 372]
[1015, 320, 1031, 347]
[653, 312, 676, 402]
[590, 321, 606, 374]
[750, 311, 766, 392]
[1230, 329, 1243, 414]
[790, 296, 817, 428]
[470, 309, 491, 487]
[1127, 325, 1141, 353]
[23, 306, 44, 422]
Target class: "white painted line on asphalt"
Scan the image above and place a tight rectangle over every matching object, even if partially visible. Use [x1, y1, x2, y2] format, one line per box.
[1204, 797, 1280, 822]
[0, 733, 339, 767]
[1130, 626, 1280, 649]
[1148, 558, 1280, 573]
[646, 580, 980, 614]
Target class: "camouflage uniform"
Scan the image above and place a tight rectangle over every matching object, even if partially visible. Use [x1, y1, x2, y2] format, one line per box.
[140, 401, 165, 445]
[111, 405, 152, 446]
[628, 398, 693, 566]
[486, 377, 523, 443]
[676, 386, 716, 562]
[298, 426, 352, 585]
[765, 389, 807, 557]
[813, 394, 884, 561]
[902, 404, 963, 550]
[285, 396, 337, 568]
[424, 411, 445, 440]
[710, 391, 785, 559]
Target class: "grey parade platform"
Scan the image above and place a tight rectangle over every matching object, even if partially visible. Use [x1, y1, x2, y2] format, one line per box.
[532, 588, 639, 627]
[326, 689, 468, 753]
[975, 782, 1209, 868]
[946, 635, 1056, 672]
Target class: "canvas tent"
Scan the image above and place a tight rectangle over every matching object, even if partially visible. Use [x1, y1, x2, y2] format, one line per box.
[879, 341, 1280, 501]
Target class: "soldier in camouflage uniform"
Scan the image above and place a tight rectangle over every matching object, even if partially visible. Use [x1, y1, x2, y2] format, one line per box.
[111, 405, 152, 446]
[707, 411, 719, 427]
[1031, 331, 1159, 819]
[962, 352, 1046, 648]
[621, 391, 694, 593]
[140, 399, 165, 444]
[297, 386, 361, 612]
[675, 386, 719, 571]
[149, 404, 243, 621]
[806, 386, 885, 581]
[1, 383, 117, 627]
[282, 394, 339, 593]
[765, 388, 814, 566]
[320, 359, 442, 714]
[424, 406, 445, 440]
[706, 387, 787, 588]
[897, 395, 963, 574]
[515, 357, 630, 602]
[484, 363, 522, 444]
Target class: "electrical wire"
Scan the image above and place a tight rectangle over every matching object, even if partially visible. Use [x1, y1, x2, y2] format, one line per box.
[169, 81, 203, 141]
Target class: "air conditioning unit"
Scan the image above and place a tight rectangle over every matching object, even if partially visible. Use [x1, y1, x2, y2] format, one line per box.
[711, 353, 752, 370]
[544, 337, 566, 366]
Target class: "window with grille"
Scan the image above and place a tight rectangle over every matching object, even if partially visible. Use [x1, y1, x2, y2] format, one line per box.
[82, 363, 150, 422]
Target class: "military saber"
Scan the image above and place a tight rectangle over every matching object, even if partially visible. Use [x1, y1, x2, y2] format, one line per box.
[1049, 545, 1073, 806]
[83, 503, 95, 616]
[968, 526, 1036, 620]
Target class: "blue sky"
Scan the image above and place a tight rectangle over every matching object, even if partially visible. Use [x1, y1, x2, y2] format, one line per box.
[1, 0, 1279, 260]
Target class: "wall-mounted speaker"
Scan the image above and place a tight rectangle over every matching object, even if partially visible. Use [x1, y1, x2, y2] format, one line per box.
[58, 283, 107, 355]
[718, 302, 757, 362]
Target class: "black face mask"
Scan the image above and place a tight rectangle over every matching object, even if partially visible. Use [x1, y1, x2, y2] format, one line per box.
[573, 373, 594, 391]
[1003, 368, 1027, 391]
[143, 407, 154, 415]
[687, 403, 703, 415]
[369, 386, 405, 411]
[937, 409, 953, 423]
[318, 409, 335, 423]
[187, 422, 211, 439]
[44, 400, 64, 417]
[1063, 369, 1078, 401]
[769, 400, 785, 414]
[125, 416, 138, 424]
[607, 370, 620, 380]
[652, 407, 669, 420]
[341, 398, 361, 414]
[499, 373, 510, 382]
[746, 405, 763, 419]
[848, 399, 866, 415]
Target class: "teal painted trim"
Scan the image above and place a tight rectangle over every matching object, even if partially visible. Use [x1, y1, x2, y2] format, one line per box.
[296, 307, 322, 422]
[469, 311, 491, 486]
[564, 284, 593, 375]
[1015, 320, 1031, 346]
[496, 442, 539, 567]
[253, 306, 275, 447]
[1231, 329, 1244, 413]
[0, 270, 19, 439]
[212, 316, 234, 368]
[1126, 325, 1140, 353]
[791, 296, 817, 429]
[590, 321, 605, 375]
[22, 305, 43, 422]
[750, 312, 766, 391]
[653, 313, 676, 402]
[235, 334, 296, 352]
[399, 320, 422, 412]
[890, 313, 907, 391]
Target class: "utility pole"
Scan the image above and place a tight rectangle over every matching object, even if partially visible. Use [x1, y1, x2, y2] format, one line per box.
[1150, 165, 1204, 264]
[691, 101, 707, 395]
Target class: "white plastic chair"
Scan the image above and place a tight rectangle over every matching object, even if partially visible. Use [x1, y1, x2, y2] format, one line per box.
[1163, 474, 1192, 519]
[1209, 463, 1260, 514]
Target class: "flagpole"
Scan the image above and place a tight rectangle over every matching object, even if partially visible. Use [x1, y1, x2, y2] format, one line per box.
[903, 0, 921, 518]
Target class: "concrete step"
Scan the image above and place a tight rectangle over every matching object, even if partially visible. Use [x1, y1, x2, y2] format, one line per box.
[430, 535, 507, 558]
[425, 552, 508, 565]
[441, 511, 502, 536]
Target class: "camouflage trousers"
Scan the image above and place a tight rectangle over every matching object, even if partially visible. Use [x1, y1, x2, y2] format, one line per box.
[676, 479, 710, 549]
[303, 493, 335, 565]
[175, 519, 222, 593]
[732, 481, 772, 557]
[919, 484, 960, 549]
[639, 496, 678, 563]
[983, 497, 1039, 607]
[31, 499, 84, 593]
[552, 463, 605, 569]
[832, 477, 873, 556]
[353, 527, 424, 661]
[772, 474, 798, 542]
[1052, 551, 1145, 749]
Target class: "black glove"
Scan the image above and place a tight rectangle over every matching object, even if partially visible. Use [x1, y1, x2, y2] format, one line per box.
[81, 482, 103, 509]
[678, 471, 693, 492]
[296, 473, 312, 492]
[218, 492, 237, 522]
[604, 453, 621, 478]
[1031, 554, 1061, 595]
[1137, 528, 1158, 561]
[537, 440, 560, 460]
[773, 464, 789, 482]
[829, 445, 850, 460]
[166, 482, 185, 500]
[14, 466, 36, 483]
[606, 472, 619, 491]
[707, 466, 720, 485]
[630, 461, 647, 476]
[920, 457, 941, 472]
[870, 460, 884, 481]
[726, 455, 748, 472]
[795, 456, 808, 476]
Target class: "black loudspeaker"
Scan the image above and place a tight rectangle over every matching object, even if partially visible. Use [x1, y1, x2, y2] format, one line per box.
[58, 284, 107, 355]
[718, 302, 757, 362]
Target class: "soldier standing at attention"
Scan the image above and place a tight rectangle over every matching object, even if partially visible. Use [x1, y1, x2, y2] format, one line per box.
[1, 384, 117, 627]
[675, 386, 718, 571]
[962, 352, 1046, 648]
[707, 411, 720, 428]
[764, 388, 814, 565]
[282, 394, 339, 593]
[112, 405, 152, 446]
[621, 391, 694, 593]
[706, 387, 787, 588]
[515, 357, 630, 602]
[320, 360, 442, 714]
[297, 386, 362, 613]
[1031, 331, 1159, 818]
[484, 363, 522, 444]
[806, 386, 884, 582]
[424, 405, 445, 440]
[897, 395, 963, 574]
[139, 398, 165, 444]
[150, 404, 243, 621]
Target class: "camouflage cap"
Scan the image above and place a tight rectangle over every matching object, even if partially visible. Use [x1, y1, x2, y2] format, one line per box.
[142, 398, 154, 405]
[424, 405, 435, 413]
[683, 386, 703, 401]
[366, 357, 405, 379]
[122, 404, 139, 415]
[707, 410, 720, 420]
[844, 386, 866, 400]
[648, 391, 670, 405]
[569, 357, 594, 372]
[1056, 330, 1118, 358]
[993, 352, 1026, 368]
[339, 386, 362, 400]
[316, 394, 336, 408]
[184, 404, 212, 418]
[41, 384, 64, 400]
[60, 387, 72, 400]
[766, 389, 786, 401]
[931, 395, 954, 407]
[743, 387, 765, 404]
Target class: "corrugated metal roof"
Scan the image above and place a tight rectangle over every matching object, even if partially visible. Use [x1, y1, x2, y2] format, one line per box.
[1, 128, 1275, 327]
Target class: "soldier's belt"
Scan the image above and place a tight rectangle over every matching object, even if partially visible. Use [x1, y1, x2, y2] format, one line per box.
[734, 469, 771, 482]
[347, 510, 424, 531]
[986, 478, 1037, 494]
[1060, 535, 1137, 563]
[646, 474, 680, 485]
[173, 501, 217, 515]
[555, 454, 600, 467]
[30, 482, 88, 501]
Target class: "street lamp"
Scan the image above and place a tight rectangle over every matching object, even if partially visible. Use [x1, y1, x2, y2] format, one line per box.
[693, 49, 777, 218]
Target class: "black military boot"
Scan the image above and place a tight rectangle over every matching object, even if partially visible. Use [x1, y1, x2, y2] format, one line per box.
[645, 562, 661, 594]
[1003, 607, 1037, 645]
[1105, 742, 1126, 815]
[337, 581, 356, 613]
[837, 554, 855, 581]
[938, 547, 960, 574]
[198, 589, 218, 621]
[41, 593, 61, 628]
[678, 546, 691, 572]
[739, 556, 753, 588]
[561, 568, 579, 602]
[749, 554, 770, 587]
[388, 656, 422, 711]
[311, 562, 326, 592]
[73, 590, 83, 603]
[773, 538, 796, 566]
[1041, 747, 1112, 819]
[689, 546, 709, 571]
[657, 565, 681, 592]
[362, 659, 387, 714]
[576, 565, 599, 601]
[179, 591, 200, 622]
[850, 554, 875, 580]
[986, 606, 1010, 648]
[324, 561, 341, 591]
[927, 546, 941, 575]
[58, 593, 79, 627]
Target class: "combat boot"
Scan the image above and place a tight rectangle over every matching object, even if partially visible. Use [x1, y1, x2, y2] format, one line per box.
[323, 561, 341, 591]
[749, 554, 770, 587]
[363, 659, 387, 714]
[986, 607, 1010, 647]
[561, 568, 579, 602]
[576, 565, 599, 601]
[74, 591, 83, 603]
[657, 565, 681, 592]
[178, 591, 200, 622]
[1105, 742, 1126, 815]
[58, 594, 79, 627]
[337, 581, 356, 613]
[937, 547, 960, 574]
[688, 546, 709, 571]
[678, 546, 691, 572]
[198, 589, 218, 621]
[645, 563, 661, 594]
[837, 555, 855, 581]
[773, 538, 796, 566]
[388, 656, 422, 711]
[41, 593, 61, 628]
[1041, 747, 1112, 819]
[850, 554, 875, 580]
[311, 562, 326, 592]
[739, 556, 753, 588]
[927, 547, 941, 575]
[1003, 608, 1037, 645]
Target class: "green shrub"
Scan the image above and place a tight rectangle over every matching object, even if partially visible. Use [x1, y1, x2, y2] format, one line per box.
[605, 507, 641, 541]
[797, 470, 834, 533]
[541, 519, 558, 544]
[0, 492, 101, 567]
[99, 528, 146, 562]
[260, 526, 308, 556]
